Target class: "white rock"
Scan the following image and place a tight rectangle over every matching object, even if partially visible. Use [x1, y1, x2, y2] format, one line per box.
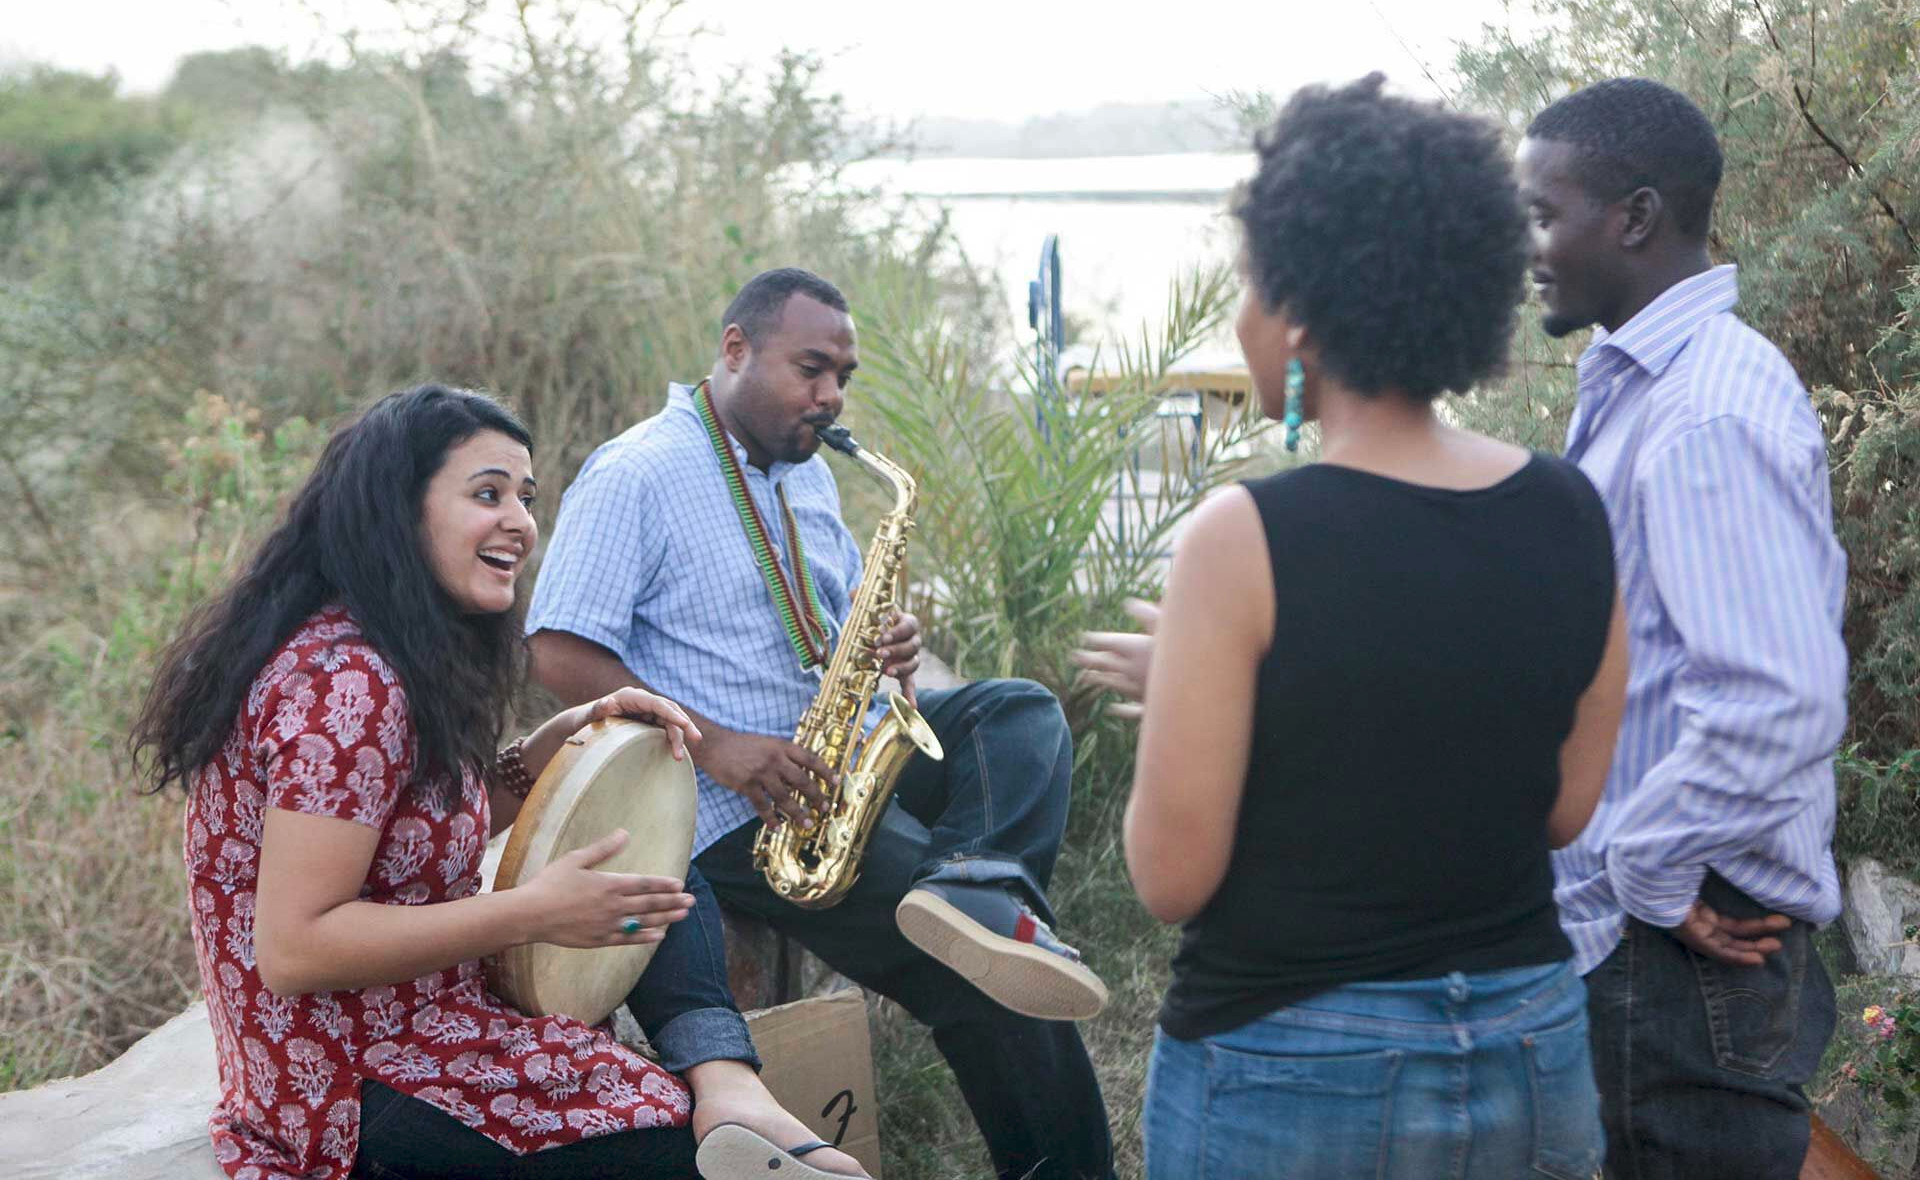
[912, 650, 965, 692]
[0, 1001, 225, 1179]
[1842, 857, 1920, 977]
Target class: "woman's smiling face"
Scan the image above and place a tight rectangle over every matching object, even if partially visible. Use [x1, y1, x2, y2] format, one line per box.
[420, 429, 537, 614]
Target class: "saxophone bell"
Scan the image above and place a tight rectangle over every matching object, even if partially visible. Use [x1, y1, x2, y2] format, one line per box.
[883, 690, 943, 761]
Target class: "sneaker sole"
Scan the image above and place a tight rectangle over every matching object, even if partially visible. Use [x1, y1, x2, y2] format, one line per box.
[895, 889, 1109, 1021]
[695, 1124, 859, 1179]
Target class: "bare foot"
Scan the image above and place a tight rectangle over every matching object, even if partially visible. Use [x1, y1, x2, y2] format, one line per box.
[684, 1059, 869, 1178]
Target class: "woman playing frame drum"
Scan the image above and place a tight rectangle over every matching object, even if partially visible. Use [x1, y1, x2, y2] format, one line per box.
[133, 385, 868, 1180]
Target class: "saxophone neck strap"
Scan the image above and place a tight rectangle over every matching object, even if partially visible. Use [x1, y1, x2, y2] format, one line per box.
[692, 379, 833, 669]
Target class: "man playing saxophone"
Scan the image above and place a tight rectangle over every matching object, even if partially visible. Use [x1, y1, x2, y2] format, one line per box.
[526, 268, 1115, 1180]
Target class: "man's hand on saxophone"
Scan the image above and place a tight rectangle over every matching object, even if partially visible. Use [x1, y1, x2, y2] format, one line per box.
[696, 728, 838, 831]
[526, 628, 838, 832]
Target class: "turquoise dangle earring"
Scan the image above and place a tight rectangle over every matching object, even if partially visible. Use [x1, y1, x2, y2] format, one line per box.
[1283, 358, 1305, 453]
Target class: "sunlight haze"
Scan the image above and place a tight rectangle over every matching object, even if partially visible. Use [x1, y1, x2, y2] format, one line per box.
[6, 0, 1521, 123]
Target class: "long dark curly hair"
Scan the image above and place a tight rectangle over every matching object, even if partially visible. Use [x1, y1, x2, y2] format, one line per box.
[132, 384, 532, 797]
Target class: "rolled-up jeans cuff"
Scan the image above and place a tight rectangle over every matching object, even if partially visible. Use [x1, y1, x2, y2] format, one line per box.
[915, 854, 1055, 926]
[651, 1005, 760, 1074]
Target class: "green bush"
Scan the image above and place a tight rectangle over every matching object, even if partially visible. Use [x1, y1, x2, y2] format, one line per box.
[0, 67, 190, 214]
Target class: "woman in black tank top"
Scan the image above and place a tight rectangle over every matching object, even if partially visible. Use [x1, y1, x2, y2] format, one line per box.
[1077, 76, 1628, 1179]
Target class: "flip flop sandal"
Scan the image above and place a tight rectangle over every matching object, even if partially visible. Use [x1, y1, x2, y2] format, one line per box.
[695, 1123, 868, 1179]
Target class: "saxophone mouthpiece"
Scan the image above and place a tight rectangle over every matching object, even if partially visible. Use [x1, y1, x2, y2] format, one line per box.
[814, 424, 858, 455]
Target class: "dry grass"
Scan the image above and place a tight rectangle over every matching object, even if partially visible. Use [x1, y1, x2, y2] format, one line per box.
[867, 786, 1177, 1180]
[0, 675, 197, 1090]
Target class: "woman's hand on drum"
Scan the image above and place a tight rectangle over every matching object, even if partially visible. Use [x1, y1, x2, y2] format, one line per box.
[579, 686, 703, 761]
[518, 828, 695, 948]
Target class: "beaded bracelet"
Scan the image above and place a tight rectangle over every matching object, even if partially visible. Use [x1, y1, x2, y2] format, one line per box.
[495, 737, 536, 801]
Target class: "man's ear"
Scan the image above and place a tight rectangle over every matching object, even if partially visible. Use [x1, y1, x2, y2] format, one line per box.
[720, 323, 751, 373]
[1620, 186, 1663, 250]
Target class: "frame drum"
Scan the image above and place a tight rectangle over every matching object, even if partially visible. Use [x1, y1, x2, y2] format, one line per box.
[484, 718, 697, 1025]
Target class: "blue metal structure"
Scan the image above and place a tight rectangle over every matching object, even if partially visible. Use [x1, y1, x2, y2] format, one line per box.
[1027, 234, 1063, 437]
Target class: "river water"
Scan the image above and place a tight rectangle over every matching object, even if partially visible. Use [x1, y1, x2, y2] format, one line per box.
[840, 151, 1253, 354]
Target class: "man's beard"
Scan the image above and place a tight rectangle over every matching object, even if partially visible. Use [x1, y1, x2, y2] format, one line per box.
[1540, 310, 1588, 339]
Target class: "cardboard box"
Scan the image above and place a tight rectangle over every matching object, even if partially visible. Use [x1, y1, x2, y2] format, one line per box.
[746, 988, 884, 1178]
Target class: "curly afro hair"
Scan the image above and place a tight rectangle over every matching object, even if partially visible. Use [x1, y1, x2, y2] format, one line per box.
[1234, 73, 1527, 402]
[1526, 77, 1722, 239]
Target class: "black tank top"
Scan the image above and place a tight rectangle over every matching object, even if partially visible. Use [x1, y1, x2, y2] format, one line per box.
[1158, 453, 1614, 1040]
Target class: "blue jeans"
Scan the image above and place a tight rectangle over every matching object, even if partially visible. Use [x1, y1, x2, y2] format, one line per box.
[1144, 961, 1603, 1180]
[620, 865, 761, 1074]
[624, 673, 1080, 1075]
[696, 679, 1113, 1180]
[1586, 873, 1836, 1180]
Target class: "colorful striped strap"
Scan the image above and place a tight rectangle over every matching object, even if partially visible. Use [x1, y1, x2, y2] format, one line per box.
[693, 380, 833, 669]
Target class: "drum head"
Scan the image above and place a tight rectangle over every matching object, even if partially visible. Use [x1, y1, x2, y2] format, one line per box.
[484, 719, 696, 1024]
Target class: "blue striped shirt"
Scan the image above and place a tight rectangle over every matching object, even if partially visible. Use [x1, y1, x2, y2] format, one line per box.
[525, 383, 868, 854]
[1554, 265, 1848, 973]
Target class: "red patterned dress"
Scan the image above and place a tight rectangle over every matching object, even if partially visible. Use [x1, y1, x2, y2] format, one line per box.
[184, 607, 692, 1180]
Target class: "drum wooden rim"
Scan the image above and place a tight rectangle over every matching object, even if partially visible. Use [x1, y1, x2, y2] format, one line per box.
[485, 718, 695, 1025]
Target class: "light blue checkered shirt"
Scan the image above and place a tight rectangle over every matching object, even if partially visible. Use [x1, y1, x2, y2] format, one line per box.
[1554, 266, 1848, 973]
[526, 383, 869, 853]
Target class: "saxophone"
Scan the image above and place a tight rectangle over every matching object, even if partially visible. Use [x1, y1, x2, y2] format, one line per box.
[753, 424, 944, 908]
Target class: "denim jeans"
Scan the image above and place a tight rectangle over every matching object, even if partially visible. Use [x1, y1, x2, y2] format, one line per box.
[1144, 961, 1603, 1180]
[620, 863, 761, 1074]
[1586, 872, 1836, 1180]
[696, 679, 1114, 1180]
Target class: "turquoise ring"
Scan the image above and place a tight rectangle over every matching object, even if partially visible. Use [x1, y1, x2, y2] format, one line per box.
[619, 916, 643, 936]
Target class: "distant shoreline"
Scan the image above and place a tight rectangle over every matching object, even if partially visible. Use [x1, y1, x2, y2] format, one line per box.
[838, 150, 1251, 206]
[903, 189, 1229, 203]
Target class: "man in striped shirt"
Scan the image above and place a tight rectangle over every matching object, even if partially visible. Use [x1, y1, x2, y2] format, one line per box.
[1518, 78, 1846, 1178]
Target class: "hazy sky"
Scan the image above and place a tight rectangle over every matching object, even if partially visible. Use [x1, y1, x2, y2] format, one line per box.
[5, 0, 1526, 122]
